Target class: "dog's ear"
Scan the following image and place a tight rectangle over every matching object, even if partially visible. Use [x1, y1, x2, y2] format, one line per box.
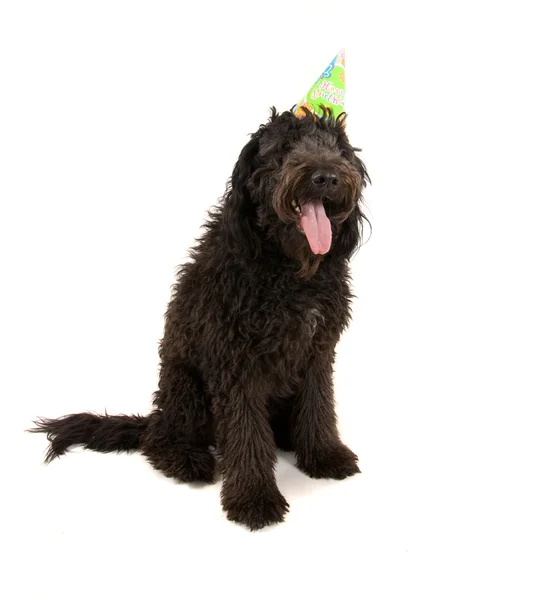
[223, 135, 261, 254]
[333, 151, 371, 257]
[332, 205, 362, 257]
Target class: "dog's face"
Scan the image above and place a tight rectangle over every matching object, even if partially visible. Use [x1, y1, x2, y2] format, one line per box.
[225, 108, 369, 277]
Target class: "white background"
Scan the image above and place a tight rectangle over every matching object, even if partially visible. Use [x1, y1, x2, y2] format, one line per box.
[1, 1, 536, 598]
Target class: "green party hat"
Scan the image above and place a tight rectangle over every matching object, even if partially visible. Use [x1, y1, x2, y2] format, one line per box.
[295, 49, 346, 119]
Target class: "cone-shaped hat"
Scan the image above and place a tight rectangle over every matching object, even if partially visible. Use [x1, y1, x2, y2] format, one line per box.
[295, 49, 345, 119]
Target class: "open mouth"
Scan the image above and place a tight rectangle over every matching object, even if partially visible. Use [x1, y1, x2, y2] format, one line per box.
[292, 197, 332, 255]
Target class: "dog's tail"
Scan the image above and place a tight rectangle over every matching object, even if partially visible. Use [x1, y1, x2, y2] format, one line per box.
[29, 412, 150, 463]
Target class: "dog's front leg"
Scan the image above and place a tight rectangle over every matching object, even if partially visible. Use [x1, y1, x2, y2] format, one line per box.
[215, 380, 289, 530]
[293, 353, 361, 479]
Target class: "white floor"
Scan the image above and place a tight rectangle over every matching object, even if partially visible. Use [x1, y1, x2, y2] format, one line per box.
[7, 389, 536, 599]
[2, 2, 536, 598]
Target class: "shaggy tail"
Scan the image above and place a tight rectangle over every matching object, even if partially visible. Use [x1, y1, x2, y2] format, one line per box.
[29, 412, 149, 463]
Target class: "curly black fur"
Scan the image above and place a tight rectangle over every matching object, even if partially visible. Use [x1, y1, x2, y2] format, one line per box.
[31, 413, 148, 464]
[31, 107, 369, 530]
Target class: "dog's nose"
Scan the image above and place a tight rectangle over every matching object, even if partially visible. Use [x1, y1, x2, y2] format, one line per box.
[312, 170, 339, 189]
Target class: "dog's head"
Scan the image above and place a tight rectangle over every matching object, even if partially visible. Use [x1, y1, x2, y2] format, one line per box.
[223, 107, 369, 277]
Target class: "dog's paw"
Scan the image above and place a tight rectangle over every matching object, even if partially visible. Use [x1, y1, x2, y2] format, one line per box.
[223, 486, 289, 531]
[177, 448, 216, 483]
[298, 444, 360, 480]
[147, 447, 215, 484]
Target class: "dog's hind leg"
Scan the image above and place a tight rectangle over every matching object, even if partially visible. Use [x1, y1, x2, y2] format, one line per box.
[141, 364, 215, 483]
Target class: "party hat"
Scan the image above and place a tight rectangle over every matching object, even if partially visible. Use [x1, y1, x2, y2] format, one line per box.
[295, 49, 346, 119]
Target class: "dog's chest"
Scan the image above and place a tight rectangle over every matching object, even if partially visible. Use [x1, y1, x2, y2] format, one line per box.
[252, 283, 346, 398]
[254, 281, 343, 360]
[302, 307, 323, 338]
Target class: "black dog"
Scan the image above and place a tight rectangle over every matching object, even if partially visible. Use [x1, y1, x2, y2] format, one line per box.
[32, 107, 369, 530]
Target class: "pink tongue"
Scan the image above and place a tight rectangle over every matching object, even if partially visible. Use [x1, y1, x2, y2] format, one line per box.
[300, 200, 332, 255]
